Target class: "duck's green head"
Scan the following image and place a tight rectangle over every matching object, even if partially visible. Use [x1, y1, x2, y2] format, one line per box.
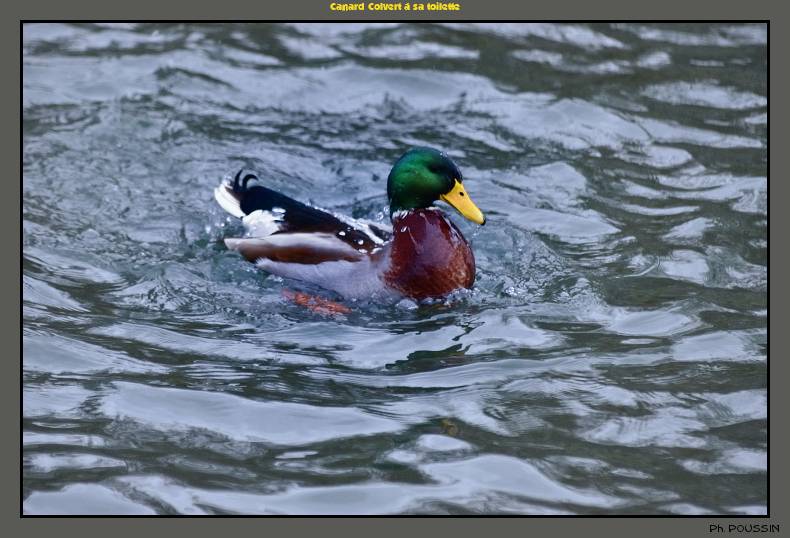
[386, 147, 486, 225]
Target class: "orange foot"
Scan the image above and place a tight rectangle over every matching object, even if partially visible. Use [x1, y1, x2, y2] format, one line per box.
[282, 290, 352, 316]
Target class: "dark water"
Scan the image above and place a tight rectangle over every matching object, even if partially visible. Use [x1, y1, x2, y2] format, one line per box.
[22, 23, 767, 515]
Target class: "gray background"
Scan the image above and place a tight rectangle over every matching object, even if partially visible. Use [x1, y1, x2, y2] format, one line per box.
[5, 0, 781, 535]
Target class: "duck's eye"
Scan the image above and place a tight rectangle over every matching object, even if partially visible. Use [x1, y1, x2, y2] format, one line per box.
[460, 192, 465, 197]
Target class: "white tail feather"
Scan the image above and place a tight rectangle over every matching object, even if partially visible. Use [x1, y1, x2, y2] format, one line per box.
[242, 209, 283, 237]
[213, 182, 245, 218]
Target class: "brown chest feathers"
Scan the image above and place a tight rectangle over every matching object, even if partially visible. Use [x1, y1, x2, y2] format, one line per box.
[384, 209, 476, 300]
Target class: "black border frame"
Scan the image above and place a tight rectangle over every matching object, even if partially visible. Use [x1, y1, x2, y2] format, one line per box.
[19, 19, 770, 519]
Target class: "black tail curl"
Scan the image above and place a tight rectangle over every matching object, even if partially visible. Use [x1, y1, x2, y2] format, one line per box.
[232, 169, 259, 194]
[224, 166, 392, 247]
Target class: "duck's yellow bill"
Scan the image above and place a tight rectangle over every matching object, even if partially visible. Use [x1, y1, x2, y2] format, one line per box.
[440, 179, 486, 225]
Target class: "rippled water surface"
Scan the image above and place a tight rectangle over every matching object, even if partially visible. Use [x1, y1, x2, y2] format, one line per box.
[22, 22, 767, 515]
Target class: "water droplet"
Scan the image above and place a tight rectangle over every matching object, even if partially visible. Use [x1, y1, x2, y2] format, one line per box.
[396, 298, 418, 310]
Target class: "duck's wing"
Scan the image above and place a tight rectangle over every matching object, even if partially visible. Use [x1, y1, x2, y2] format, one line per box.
[224, 233, 365, 265]
[214, 170, 390, 264]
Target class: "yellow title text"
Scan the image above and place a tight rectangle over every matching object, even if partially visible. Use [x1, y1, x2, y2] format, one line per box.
[330, 2, 461, 11]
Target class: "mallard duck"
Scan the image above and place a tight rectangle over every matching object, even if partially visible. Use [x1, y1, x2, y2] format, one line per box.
[213, 147, 485, 302]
